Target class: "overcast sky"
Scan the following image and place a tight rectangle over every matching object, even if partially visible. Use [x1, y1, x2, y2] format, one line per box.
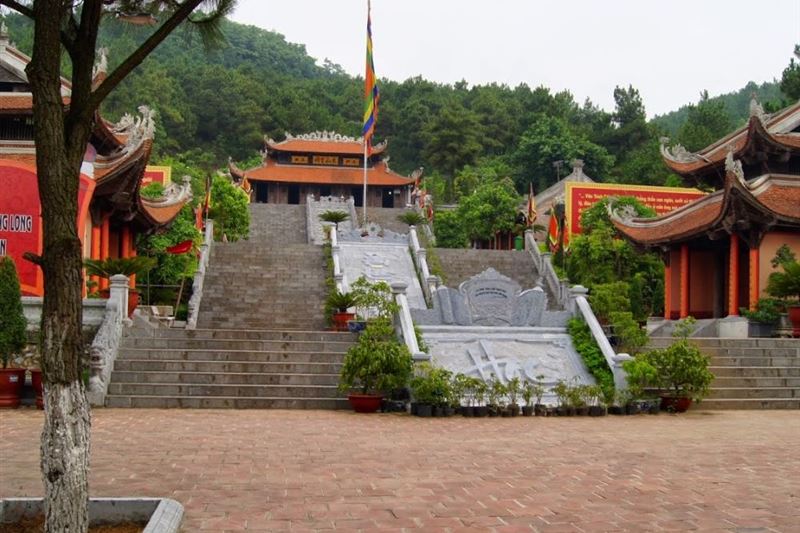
[230, 0, 800, 118]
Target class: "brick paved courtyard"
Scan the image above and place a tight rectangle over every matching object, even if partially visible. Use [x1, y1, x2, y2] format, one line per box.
[1, 409, 799, 532]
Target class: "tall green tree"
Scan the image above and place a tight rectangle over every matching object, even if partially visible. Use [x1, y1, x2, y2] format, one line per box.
[0, 2, 236, 531]
[455, 178, 520, 243]
[676, 90, 734, 152]
[422, 103, 482, 202]
[512, 114, 614, 191]
[779, 44, 800, 101]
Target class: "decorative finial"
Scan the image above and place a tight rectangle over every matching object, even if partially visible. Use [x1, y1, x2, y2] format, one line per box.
[724, 148, 745, 184]
[571, 159, 584, 171]
[749, 93, 766, 124]
[0, 21, 8, 42]
[93, 47, 109, 78]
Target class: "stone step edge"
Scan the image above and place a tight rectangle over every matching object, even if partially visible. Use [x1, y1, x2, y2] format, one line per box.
[135, 327, 353, 336]
[111, 382, 341, 390]
[104, 395, 349, 402]
[112, 370, 341, 378]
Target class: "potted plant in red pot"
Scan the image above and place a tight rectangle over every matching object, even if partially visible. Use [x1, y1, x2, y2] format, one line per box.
[338, 317, 413, 413]
[0, 257, 28, 408]
[84, 256, 157, 317]
[766, 245, 800, 337]
[326, 290, 357, 331]
[625, 317, 714, 412]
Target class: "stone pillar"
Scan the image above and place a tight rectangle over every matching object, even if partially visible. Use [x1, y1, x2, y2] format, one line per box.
[728, 234, 739, 316]
[749, 245, 759, 311]
[90, 223, 101, 290]
[109, 274, 129, 321]
[680, 244, 689, 319]
[568, 284, 589, 315]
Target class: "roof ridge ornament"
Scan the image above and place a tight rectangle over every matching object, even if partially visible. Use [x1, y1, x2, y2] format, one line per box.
[0, 21, 8, 44]
[660, 136, 702, 163]
[606, 197, 638, 223]
[749, 93, 767, 125]
[724, 148, 746, 185]
[282, 131, 360, 143]
[93, 47, 109, 78]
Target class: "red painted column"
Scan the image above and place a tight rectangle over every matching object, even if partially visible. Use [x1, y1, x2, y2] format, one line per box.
[664, 257, 672, 319]
[680, 244, 689, 319]
[99, 217, 110, 291]
[749, 245, 759, 311]
[90, 224, 101, 292]
[120, 226, 131, 259]
[129, 232, 137, 290]
[728, 233, 739, 316]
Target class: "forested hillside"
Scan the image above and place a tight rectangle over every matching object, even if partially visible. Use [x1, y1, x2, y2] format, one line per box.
[3, 14, 797, 201]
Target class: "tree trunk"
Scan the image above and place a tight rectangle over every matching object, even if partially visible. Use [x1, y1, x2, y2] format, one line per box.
[27, 5, 92, 532]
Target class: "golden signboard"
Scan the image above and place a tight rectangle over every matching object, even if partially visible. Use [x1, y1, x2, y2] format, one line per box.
[312, 155, 339, 166]
[291, 155, 309, 164]
[343, 158, 360, 167]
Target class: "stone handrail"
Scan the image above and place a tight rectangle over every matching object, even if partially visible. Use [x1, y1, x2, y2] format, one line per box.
[329, 223, 344, 292]
[390, 281, 429, 361]
[186, 219, 214, 330]
[570, 285, 632, 391]
[525, 230, 570, 309]
[408, 225, 438, 305]
[87, 274, 129, 406]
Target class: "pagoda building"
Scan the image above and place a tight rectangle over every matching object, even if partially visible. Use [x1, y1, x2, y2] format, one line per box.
[0, 28, 190, 297]
[229, 131, 417, 208]
[612, 99, 800, 320]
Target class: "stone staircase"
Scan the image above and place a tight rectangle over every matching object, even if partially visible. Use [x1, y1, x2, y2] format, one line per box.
[105, 203, 353, 409]
[649, 337, 800, 409]
[105, 328, 352, 408]
[198, 204, 327, 330]
[365, 206, 412, 234]
[434, 248, 540, 292]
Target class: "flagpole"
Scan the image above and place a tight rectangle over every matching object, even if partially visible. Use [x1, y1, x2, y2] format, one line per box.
[362, 141, 368, 227]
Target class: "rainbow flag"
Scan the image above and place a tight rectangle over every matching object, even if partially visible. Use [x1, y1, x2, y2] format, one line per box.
[361, 0, 379, 152]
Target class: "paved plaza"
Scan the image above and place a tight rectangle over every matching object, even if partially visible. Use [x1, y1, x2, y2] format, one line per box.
[1, 409, 799, 532]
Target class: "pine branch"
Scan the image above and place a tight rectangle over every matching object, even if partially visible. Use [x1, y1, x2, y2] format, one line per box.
[0, 0, 34, 18]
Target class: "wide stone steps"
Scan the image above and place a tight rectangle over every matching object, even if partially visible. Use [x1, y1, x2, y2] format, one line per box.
[114, 360, 342, 374]
[434, 249, 539, 289]
[105, 396, 348, 409]
[648, 337, 800, 409]
[111, 371, 340, 386]
[365, 207, 413, 234]
[105, 327, 353, 409]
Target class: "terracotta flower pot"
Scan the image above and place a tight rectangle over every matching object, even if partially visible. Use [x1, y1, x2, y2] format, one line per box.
[788, 305, 800, 337]
[30, 369, 43, 410]
[347, 393, 383, 413]
[0, 368, 26, 408]
[660, 395, 693, 413]
[332, 312, 355, 332]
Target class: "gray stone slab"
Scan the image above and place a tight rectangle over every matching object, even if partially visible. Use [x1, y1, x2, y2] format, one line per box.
[419, 325, 595, 404]
[339, 242, 426, 309]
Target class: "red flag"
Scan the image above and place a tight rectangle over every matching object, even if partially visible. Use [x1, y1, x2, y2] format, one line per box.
[562, 221, 571, 254]
[166, 240, 194, 255]
[194, 205, 203, 230]
[547, 207, 560, 253]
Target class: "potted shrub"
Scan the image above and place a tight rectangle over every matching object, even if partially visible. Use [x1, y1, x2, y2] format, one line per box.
[473, 380, 488, 417]
[397, 210, 427, 227]
[410, 363, 452, 417]
[506, 377, 521, 416]
[83, 256, 157, 316]
[487, 378, 506, 417]
[740, 297, 782, 338]
[326, 290, 357, 331]
[450, 373, 471, 416]
[766, 245, 800, 337]
[625, 318, 714, 412]
[552, 380, 570, 416]
[319, 210, 350, 230]
[530, 375, 547, 416]
[338, 317, 413, 413]
[521, 382, 534, 416]
[587, 385, 607, 417]
[0, 257, 27, 408]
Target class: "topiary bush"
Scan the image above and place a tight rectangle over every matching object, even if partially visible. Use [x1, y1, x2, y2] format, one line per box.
[0, 257, 27, 368]
[339, 317, 412, 395]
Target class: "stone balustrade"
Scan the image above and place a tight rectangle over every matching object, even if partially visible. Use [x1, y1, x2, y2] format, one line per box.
[525, 230, 570, 309]
[87, 274, 129, 406]
[408, 225, 438, 306]
[390, 281, 428, 361]
[186, 219, 214, 330]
